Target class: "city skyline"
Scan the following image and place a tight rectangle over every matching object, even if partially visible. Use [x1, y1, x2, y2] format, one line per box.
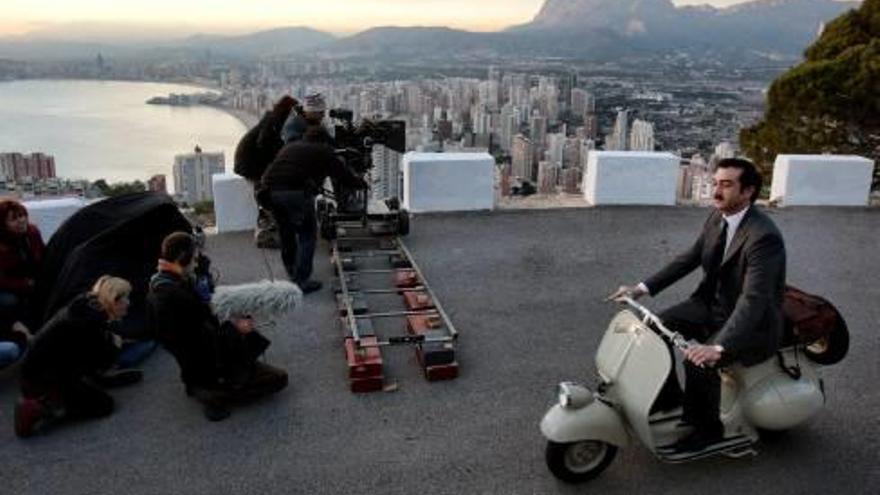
[0, 0, 823, 38]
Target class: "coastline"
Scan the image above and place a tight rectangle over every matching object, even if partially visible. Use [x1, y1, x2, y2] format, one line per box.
[2, 76, 261, 129]
[0, 78, 247, 186]
[219, 106, 260, 128]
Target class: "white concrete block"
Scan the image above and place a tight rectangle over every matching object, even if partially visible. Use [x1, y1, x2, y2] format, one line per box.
[212, 173, 258, 233]
[23, 197, 88, 241]
[403, 152, 495, 213]
[770, 155, 874, 206]
[584, 151, 679, 205]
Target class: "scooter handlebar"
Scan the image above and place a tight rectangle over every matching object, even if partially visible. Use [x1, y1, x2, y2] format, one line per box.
[615, 296, 692, 351]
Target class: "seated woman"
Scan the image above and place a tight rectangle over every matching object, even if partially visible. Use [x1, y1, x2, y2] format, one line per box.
[14, 276, 132, 438]
[0, 199, 45, 369]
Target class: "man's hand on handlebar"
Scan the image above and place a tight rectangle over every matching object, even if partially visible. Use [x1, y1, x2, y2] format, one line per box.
[606, 284, 649, 302]
[684, 344, 725, 368]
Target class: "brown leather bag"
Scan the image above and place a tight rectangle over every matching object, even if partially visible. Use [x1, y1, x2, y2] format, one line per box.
[783, 286, 840, 341]
[782, 285, 849, 365]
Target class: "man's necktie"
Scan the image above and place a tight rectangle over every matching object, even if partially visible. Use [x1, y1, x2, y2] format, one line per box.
[714, 219, 728, 268]
[709, 219, 728, 305]
[708, 219, 727, 316]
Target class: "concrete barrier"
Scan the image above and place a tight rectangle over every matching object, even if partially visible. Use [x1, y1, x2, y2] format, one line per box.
[212, 173, 257, 233]
[403, 152, 494, 213]
[23, 197, 89, 241]
[584, 151, 679, 205]
[770, 155, 874, 206]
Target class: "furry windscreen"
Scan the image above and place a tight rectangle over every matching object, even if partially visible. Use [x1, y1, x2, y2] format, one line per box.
[211, 280, 303, 321]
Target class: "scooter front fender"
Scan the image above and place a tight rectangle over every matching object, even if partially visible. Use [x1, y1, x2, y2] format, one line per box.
[540, 400, 630, 447]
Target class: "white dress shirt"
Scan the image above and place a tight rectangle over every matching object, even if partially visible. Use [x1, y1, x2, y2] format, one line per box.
[721, 205, 749, 255]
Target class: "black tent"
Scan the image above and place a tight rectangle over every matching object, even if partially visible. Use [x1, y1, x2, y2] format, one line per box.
[32, 192, 193, 338]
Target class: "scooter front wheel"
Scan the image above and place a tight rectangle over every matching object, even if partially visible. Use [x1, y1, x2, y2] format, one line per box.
[545, 440, 617, 483]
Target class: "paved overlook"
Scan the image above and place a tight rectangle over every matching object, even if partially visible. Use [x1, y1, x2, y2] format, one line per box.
[2, 207, 878, 494]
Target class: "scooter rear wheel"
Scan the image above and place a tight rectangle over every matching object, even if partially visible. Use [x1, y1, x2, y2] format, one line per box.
[545, 440, 617, 483]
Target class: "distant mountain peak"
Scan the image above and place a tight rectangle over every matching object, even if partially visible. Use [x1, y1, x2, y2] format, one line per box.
[522, 0, 677, 32]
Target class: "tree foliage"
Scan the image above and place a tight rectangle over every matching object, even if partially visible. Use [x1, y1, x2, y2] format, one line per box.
[741, 0, 880, 188]
[93, 179, 147, 197]
[192, 200, 214, 216]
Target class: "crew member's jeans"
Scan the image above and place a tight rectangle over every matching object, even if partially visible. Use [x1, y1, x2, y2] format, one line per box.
[268, 190, 317, 284]
[0, 341, 21, 368]
[116, 340, 158, 369]
[0, 291, 28, 365]
[0, 291, 25, 333]
[655, 298, 725, 434]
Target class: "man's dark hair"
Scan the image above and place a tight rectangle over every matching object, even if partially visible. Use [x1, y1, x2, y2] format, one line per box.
[161, 232, 196, 266]
[717, 158, 763, 203]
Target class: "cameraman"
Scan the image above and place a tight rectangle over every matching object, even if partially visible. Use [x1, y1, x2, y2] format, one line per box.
[281, 93, 333, 145]
[262, 124, 367, 294]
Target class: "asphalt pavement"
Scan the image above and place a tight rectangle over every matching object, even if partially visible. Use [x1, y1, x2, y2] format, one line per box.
[1, 205, 878, 494]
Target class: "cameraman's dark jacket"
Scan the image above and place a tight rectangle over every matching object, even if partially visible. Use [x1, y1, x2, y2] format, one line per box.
[147, 269, 269, 390]
[234, 111, 288, 182]
[261, 139, 365, 194]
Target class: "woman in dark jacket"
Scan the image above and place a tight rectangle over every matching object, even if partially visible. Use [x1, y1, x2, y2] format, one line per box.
[0, 199, 45, 368]
[14, 276, 131, 438]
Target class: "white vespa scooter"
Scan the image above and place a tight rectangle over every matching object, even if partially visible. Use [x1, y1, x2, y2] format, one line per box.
[539, 296, 826, 483]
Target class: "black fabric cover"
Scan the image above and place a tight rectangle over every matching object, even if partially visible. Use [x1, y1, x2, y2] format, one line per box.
[31, 192, 193, 338]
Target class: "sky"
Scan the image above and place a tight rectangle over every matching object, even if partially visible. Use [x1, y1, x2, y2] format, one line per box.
[0, 1, 843, 38]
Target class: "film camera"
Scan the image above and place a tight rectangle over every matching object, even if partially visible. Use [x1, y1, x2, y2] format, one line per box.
[329, 108, 405, 175]
[318, 109, 409, 240]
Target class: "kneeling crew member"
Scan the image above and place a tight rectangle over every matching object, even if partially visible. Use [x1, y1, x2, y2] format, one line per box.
[148, 232, 288, 421]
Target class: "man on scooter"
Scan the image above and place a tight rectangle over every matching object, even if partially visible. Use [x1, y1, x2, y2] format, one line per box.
[608, 158, 786, 454]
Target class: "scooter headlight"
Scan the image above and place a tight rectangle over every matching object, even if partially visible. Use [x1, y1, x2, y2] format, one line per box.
[557, 382, 594, 410]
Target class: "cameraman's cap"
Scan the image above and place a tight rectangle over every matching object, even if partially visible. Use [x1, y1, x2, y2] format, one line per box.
[304, 93, 326, 113]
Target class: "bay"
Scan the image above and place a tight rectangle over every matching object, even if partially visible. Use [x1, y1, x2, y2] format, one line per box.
[0, 79, 247, 190]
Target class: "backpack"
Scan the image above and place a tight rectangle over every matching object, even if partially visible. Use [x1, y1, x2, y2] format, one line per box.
[233, 123, 263, 181]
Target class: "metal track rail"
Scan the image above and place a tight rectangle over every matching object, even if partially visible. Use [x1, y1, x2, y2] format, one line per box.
[332, 226, 458, 350]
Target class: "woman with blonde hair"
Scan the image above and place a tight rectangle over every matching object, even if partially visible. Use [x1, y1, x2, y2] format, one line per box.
[14, 275, 134, 438]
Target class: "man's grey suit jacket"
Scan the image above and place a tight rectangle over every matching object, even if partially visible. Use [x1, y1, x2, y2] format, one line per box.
[644, 206, 787, 366]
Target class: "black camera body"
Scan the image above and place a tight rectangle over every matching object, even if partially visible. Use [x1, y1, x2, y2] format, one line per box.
[327, 109, 406, 213]
[330, 109, 405, 165]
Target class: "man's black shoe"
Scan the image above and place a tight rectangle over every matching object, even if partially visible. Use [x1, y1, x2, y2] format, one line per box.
[657, 427, 725, 454]
[298, 280, 323, 294]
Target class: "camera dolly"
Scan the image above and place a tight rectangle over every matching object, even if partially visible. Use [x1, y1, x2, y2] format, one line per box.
[319, 197, 460, 393]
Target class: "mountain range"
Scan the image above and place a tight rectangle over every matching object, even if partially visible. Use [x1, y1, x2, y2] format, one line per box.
[0, 0, 862, 63]
[513, 0, 860, 55]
